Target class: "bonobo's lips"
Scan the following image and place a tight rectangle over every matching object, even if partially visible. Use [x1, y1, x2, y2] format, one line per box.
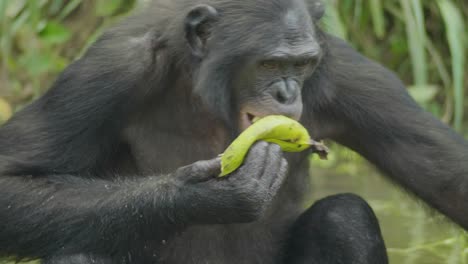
[239, 111, 300, 131]
[239, 112, 257, 131]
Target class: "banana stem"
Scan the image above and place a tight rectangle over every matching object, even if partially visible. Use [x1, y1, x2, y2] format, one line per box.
[309, 139, 329, 160]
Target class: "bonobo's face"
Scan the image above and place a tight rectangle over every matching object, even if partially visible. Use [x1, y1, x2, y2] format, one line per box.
[237, 42, 320, 130]
[184, 1, 322, 132]
[236, 9, 321, 130]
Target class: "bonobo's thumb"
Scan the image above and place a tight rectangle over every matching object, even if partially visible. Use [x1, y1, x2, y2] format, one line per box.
[175, 157, 221, 183]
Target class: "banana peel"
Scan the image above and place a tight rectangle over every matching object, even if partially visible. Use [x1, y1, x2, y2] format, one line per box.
[219, 115, 329, 176]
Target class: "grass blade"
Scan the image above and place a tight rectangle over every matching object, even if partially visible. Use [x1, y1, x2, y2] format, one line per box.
[321, 1, 347, 39]
[58, 0, 82, 20]
[400, 0, 428, 86]
[437, 0, 466, 132]
[369, 0, 385, 38]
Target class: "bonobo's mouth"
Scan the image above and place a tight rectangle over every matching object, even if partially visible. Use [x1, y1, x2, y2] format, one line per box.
[239, 112, 257, 131]
[239, 111, 300, 131]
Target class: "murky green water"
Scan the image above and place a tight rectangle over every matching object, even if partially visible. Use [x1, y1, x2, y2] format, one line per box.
[309, 149, 468, 264]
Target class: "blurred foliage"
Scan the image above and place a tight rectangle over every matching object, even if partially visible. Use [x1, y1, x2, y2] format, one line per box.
[322, 0, 467, 136]
[0, 0, 467, 263]
[0, 0, 137, 118]
[1, 0, 467, 133]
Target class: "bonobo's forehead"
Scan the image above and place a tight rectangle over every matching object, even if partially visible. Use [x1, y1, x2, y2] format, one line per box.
[283, 4, 312, 29]
[256, 2, 318, 57]
[280, 8, 316, 45]
[206, 0, 319, 59]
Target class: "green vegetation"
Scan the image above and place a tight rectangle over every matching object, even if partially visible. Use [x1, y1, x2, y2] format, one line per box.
[0, 0, 467, 263]
[322, 0, 467, 135]
[0, 0, 136, 119]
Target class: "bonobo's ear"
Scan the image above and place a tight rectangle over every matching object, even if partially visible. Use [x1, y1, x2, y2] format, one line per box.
[185, 5, 219, 58]
[309, 0, 325, 20]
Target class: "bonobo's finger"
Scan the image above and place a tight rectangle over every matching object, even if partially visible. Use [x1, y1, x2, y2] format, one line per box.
[244, 141, 269, 163]
[270, 158, 288, 192]
[177, 158, 221, 183]
[193, 158, 222, 180]
[242, 141, 269, 178]
[261, 144, 283, 179]
[200, 158, 222, 174]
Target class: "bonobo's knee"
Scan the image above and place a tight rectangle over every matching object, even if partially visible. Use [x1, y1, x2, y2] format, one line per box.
[297, 193, 381, 236]
[285, 194, 388, 264]
[315, 193, 377, 227]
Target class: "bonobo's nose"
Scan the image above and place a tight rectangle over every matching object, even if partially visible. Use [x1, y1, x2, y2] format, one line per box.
[272, 78, 300, 105]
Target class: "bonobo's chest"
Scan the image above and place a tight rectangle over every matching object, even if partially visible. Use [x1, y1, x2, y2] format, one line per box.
[121, 97, 230, 174]
[119, 95, 313, 263]
[124, 122, 228, 175]
[121, 123, 312, 263]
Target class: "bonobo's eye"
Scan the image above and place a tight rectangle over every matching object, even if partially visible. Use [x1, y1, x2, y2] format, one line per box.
[260, 60, 280, 70]
[294, 59, 314, 69]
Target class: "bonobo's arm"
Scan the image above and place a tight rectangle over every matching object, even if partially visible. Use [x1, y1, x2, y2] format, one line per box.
[0, 173, 183, 258]
[303, 34, 468, 228]
[0, 22, 175, 258]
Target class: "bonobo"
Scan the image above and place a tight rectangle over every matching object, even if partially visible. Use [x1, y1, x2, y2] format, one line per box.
[0, 0, 467, 263]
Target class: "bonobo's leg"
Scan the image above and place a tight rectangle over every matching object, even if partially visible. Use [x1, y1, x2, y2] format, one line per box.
[43, 254, 113, 264]
[283, 193, 388, 264]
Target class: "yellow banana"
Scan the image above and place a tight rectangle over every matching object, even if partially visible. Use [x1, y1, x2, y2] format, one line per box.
[219, 115, 328, 177]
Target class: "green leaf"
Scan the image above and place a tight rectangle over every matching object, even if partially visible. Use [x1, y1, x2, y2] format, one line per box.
[95, 0, 124, 17]
[18, 51, 68, 77]
[39, 21, 71, 44]
[10, 8, 30, 34]
[5, 0, 27, 18]
[369, 0, 385, 38]
[408, 84, 439, 105]
[0, 0, 6, 24]
[58, 0, 82, 20]
[0, 97, 12, 123]
[19, 52, 54, 76]
[48, 0, 65, 16]
[321, 1, 347, 39]
[400, 0, 427, 86]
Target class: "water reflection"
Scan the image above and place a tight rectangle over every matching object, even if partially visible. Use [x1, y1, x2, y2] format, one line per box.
[309, 151, 468, 264]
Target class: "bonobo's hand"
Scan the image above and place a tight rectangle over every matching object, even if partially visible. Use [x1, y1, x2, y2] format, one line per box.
[173, 142, 288, 225]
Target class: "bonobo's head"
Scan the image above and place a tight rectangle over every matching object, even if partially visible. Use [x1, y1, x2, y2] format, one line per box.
[183, 0, 324, 132]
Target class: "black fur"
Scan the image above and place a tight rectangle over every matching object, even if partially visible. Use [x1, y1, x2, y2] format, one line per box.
[0, 0, 467, 263]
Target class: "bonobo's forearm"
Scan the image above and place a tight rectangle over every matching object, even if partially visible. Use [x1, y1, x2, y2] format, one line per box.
[0, 149, 288, 259]
[341, 110, 468, 228]
[0, 20, 189, 259]
[310, 34, 468, 228]
[0, 174, 182, 259]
